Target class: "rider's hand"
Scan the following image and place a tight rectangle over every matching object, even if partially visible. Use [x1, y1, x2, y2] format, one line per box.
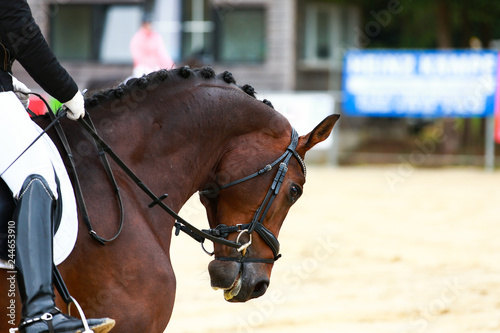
[64, 91, 85, 120]
[12, 76, 31, 110]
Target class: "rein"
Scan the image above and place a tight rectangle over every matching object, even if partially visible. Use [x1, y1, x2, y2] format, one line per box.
[54, 111, 124, 245]
[75, 113, 305, 263]
[48, 106, 305, 264]
[23, 93, 125, 245]
[75, 114, 246, 251]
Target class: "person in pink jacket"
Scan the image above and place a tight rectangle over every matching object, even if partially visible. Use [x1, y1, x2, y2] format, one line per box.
[130, 14, 175, 77]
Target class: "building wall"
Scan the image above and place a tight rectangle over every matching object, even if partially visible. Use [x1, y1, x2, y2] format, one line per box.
[211, 0, 296, 91]
[17, 0, 139, 93]
[18, 0, 298, 94]
[17, 0, 359, 96]
[294, 0, 361, 92]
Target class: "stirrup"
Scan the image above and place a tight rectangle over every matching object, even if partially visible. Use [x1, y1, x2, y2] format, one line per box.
[67, 296, 93, 333]
[10, 297, 94, 333]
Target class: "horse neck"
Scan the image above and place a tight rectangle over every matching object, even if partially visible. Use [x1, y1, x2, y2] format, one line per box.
[88, 82, 286, 212]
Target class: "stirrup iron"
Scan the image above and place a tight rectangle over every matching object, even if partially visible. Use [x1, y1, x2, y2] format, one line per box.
[68, 296, 93, 333]
[9, 297, 93, 333]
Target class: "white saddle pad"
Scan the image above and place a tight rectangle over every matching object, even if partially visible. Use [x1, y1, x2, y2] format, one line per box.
[0, 122, 78, 269]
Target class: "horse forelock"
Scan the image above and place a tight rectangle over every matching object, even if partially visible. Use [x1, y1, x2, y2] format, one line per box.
[83, 66, 275, 111]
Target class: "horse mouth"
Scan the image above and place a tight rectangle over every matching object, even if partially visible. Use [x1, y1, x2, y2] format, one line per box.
[212, 271, 243, 301]
[208, 259, 270, 302]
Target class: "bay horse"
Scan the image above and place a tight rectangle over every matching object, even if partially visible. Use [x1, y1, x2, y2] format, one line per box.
[0, 67, 339, 332]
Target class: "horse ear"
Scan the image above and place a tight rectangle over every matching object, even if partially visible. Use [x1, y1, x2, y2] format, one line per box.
[297, 114, 340, 156]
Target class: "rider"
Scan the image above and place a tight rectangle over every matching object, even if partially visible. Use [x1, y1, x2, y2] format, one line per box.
[0, 1, 115, 332]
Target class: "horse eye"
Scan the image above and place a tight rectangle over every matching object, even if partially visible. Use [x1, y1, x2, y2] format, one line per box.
[290, 184, 302, 202]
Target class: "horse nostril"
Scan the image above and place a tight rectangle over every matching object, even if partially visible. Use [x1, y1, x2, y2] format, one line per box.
[251, 280, 269, 299]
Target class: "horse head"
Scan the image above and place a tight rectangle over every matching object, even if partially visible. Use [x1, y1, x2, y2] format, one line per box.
[78, 68, 338, 305]
[200, 113, 339, 302]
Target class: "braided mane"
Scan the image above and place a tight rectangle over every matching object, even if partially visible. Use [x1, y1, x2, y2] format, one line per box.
[84, 66, 275, 110]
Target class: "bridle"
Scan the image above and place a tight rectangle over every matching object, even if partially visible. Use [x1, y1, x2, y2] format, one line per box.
[200, 128, 306, 264]
[13, 96, 306, 310]
[49, 108, 305, 265]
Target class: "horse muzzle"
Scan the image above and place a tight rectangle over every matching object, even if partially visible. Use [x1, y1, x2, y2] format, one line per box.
[208, 259, 270, 302]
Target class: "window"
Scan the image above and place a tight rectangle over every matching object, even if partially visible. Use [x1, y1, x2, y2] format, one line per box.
[50, 4, 142, 63]
[180, 2, 267, 64]
[50, 5, 94, 61]
[181, 0, 214, 62]
[302, 4, 359, 69]
[100, 6, 143, 63]
[214, 7, 266, 63]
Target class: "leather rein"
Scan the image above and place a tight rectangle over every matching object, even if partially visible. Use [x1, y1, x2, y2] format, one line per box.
[52, 108, 305, 264]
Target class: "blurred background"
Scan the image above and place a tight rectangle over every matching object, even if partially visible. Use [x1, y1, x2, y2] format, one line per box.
[15, 2, 500, 332]
[19, 0, 500, 169]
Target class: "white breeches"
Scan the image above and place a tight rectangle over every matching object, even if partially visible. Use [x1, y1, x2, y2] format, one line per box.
[0, 92, 59, 198]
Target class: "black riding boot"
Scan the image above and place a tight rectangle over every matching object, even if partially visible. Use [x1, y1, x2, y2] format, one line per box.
[14, 175, 115, 333]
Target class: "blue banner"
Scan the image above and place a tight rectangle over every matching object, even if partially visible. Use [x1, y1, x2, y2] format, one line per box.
[342, 50, 499, 117]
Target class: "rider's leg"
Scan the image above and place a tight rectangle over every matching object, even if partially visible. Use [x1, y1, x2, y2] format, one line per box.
[0, 92, 115, 332]
[14, 175, 114, 333]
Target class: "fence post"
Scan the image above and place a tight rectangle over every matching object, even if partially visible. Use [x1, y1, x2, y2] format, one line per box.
[485, 115, 495, 171]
